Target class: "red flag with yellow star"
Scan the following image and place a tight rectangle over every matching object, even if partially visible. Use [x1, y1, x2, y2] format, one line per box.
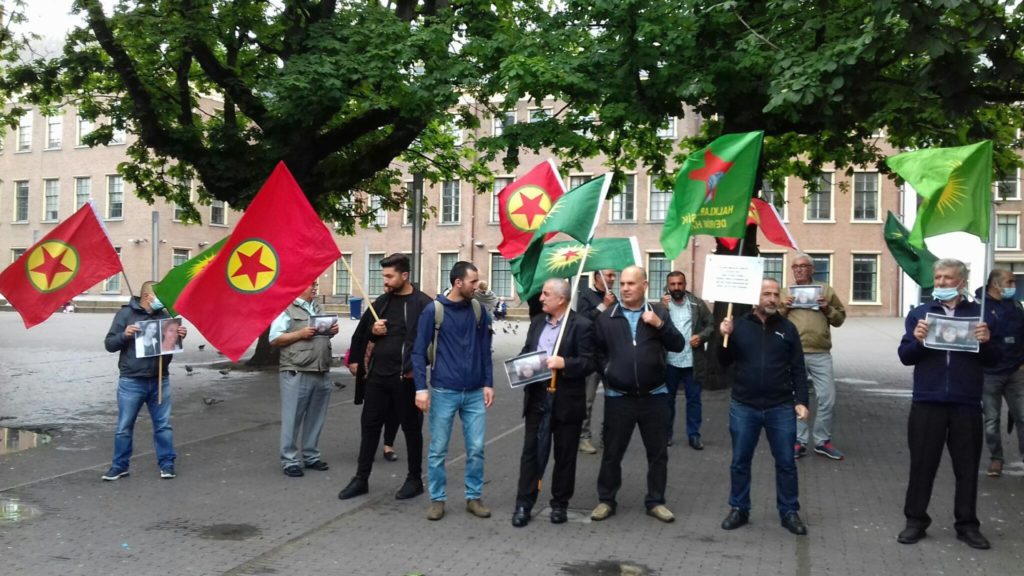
[174, 162, 341, 361]
[497, 160, 566, 259]
[0, 203, 122, 328]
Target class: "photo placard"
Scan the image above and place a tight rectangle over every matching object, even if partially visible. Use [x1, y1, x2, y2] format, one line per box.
[923, 313, 981, 353]
[504, 350, 552, 389]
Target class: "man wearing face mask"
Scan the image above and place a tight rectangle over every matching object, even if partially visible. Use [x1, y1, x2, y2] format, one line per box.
[102, 281, 187, 481]
[897, 259, 997, 550]
[978, 269, 1024, 478]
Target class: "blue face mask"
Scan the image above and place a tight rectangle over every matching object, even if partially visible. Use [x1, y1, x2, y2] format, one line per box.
[1002, 287, 1016, 300]
[932, 287, 959, 302]
[150, 295, 165, 312]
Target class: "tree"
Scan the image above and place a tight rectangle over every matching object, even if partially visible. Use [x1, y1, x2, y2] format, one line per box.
[6, 0, 1023, 227]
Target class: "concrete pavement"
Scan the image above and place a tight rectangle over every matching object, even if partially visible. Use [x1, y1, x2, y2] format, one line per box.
[1, 313, 1023, 575]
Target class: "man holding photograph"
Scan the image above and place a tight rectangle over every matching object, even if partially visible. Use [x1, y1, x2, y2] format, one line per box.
[270, 280, 338, 478]
[511, 278, 597, 527]
[897, 258, 997, 549]
[781, 253, 846, 460]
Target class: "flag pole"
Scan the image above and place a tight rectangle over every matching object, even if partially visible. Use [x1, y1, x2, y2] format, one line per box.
[338, 254, 380, 322]
[723, 237, 746, 349]
[121, 271, 134, 301]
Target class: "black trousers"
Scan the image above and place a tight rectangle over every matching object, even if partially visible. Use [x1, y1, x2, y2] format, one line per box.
[597, 394, 669, 510]
[515, 397, 583, 510]
[355, 374, 423, 480]
[904, 402, 983, 532]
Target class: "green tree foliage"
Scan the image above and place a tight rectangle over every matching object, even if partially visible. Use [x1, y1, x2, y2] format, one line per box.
[5, 1, 1023, 229]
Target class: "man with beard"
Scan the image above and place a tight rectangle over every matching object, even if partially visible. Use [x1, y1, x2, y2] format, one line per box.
[718, 278, 810, 535]
[575, 269, 618, 454]
[661, 271, 715, 449]
[339, 253, 433, 500]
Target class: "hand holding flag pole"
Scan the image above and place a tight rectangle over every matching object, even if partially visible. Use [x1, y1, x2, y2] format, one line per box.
[338, 254, 379, 322]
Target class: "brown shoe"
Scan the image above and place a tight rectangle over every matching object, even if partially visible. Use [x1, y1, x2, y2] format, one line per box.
[426, 501, 445, 521]
[987, 460, 1003, 477]
[466, 499, 491, 518]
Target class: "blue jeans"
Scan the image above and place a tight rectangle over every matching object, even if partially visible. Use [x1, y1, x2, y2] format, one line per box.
[665, 365, 700, 440]
[728, 400, 799, 518]
[111, 376, 175, 471]
[428, 387, 486, 501]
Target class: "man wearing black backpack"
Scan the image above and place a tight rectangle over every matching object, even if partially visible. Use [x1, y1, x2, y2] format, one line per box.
[338, 253, 433, 501]
[412, 261, 494, 521]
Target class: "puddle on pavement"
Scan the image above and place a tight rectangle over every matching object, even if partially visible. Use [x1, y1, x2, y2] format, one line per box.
[560, 560, 655, 576]
[0, 427, 53, 455]
[0, 497, 42, 523]
[197, 523, 261, 541]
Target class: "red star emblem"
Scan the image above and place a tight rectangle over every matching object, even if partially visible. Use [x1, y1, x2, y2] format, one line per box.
[511, 190, 548, 229]
[560, 249, 580, 263]
[688, 149, 734, 204]
[31, 247, 73, 289]
[231, 246, 273, 286]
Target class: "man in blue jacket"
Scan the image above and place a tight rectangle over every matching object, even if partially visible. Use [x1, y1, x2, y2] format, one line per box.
[718, 278, 809, 535]
[590, 266, 685, 524]
[897, 258, 997, 550]
[979, 268, 1024, 478]
[102, 281, 186, 481]
[412, 261, 494, 521]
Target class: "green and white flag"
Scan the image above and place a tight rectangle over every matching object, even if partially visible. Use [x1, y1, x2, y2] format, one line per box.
[511, 237, 641, 300]
[153, 238, 227, 317]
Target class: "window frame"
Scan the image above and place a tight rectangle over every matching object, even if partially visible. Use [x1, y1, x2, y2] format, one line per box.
[76, 116, 94, 147]
[493, 110, 516, 137]
[102, 247, 122, 293]
[440, 180, 461, 225]
[106, 174, 124, 220]
[850, 253, 881, 305]
[851, 172, 880, 223]
[43, 178, 60, 222]
[646, 252, 672, 301]
[13, 181, 29, 223]
[995, 212, 1020, 251]
[761, 252, 786, 287]
[171, 248, 191, 268]
[74, 177, 92, 211]
[490, 252, 514, 298]
[656, 116, 677, 139]
[648, 176, 671, 222]
[490, 176, 514, 224]
[609, 174, 636, 223]
[366, 252, 385, 297]
[438, 252, 460, 294]
[210, 200, 227, 226]
[805, 252, 833, 285]
[994, 168, 1021, 201]
[16, 111, 32, 152]
[45, 113, 63, 150]
[804, 173, 834, 223]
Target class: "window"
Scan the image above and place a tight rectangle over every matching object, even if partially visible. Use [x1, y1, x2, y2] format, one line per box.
[76, 116, 93, 146]
[441, 180, 460, 224]
[610, 175, 635, 222]
[370, 196, 387, 228]
[995, 169, 1020, 200]
[172, 248, 191, 267]
[74, 177, 91, 210]
[103, 248, 122, 293]
[852, 254, 879, 303]
[656, 117, 676, 139]
[996, 214, 1019, 250]
[174, 178, 192, 221]
[211, 200, 226, 225]
[43, 179, 59, 221]
[11, 248, 26, 263]
[807, 253, 832, 284]
[17, 111, 32, 152]
[45, 114, 62, 149]
[490, 253, 513, 298]
[805, 173, 832, 221]
[334, 254, 352, 298]
[762, 253, 785, 285]
[106, 175, 124, 219]
[491, 177, 513, 223]
[439, 252, 459, 293]
[569, 175, 590, 190]
[493, 111, 516, 136]
[528, 108, 550, 123]
[14, 181, 29, 222]
[647, 253, 671, 300]
[648, 177, 671, 222]
[447, 120, 462, 146]
[402, 180, 416, 226]
[853, 173, 878, 221]
[109, 126, 126, 145]
[763, 179, 787, 221]
[367, 253, 385, 296]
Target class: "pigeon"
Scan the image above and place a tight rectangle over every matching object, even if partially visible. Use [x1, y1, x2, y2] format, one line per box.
[333, 381, 347, 389]
[203, 397, 223, 406]
[197, 344, 206, 351]
[218, 369, 231, 376]
[184, 365, 194, 375]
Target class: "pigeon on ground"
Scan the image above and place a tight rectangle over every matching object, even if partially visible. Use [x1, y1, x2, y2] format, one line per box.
[203, 397, 224, 406]
[218, 369, 231, 376]
[185, 365, 194, 375]
[197, 344, 206, 351]
[333, 381, 347, 389]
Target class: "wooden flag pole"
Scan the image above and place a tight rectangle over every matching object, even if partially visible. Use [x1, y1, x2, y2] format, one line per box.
[722, 236, 747, 349]
[157, 354, 163, 405]
[339, 255, 380, 322]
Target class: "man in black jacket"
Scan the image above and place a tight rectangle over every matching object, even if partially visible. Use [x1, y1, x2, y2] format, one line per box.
[590, 266, 685, 523]
[512, 279, 597, 527]
[718, 278, 810, 535]
[339, 253, 433, 501]
[102, 281, 186, 481]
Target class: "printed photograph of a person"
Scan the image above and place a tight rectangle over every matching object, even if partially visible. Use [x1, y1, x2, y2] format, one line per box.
[923, 313, 980, 352]
[309, 315, 338, 336]
[135, 320, 161, 358]
[788, 285, 822, 309]
[161, 318, 184, 353]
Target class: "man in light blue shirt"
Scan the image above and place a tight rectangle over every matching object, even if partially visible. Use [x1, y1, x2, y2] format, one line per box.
[270, 281, 338, 477]
[661, 271, 715, 449]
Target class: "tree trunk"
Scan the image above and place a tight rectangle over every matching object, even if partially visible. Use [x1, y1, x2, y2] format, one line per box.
[246, 327, 280, 368]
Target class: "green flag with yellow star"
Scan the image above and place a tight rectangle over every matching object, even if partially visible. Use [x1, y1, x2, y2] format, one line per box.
[660, 131, 764, 260]
[884, 211, 938, 289]
[886, 141, 992, 249]
[511, 237, 640, 300]
[153, 237, 227, 317]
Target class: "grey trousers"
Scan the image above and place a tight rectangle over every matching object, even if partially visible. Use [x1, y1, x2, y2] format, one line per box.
[580, 371, 601, 440]
[982, 369, 1024, 462]
[280, 370, 332, 468]
[797, 353, 836, 447]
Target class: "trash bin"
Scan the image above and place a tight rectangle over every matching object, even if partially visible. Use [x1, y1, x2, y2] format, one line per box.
[349, 297, 363, 320]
